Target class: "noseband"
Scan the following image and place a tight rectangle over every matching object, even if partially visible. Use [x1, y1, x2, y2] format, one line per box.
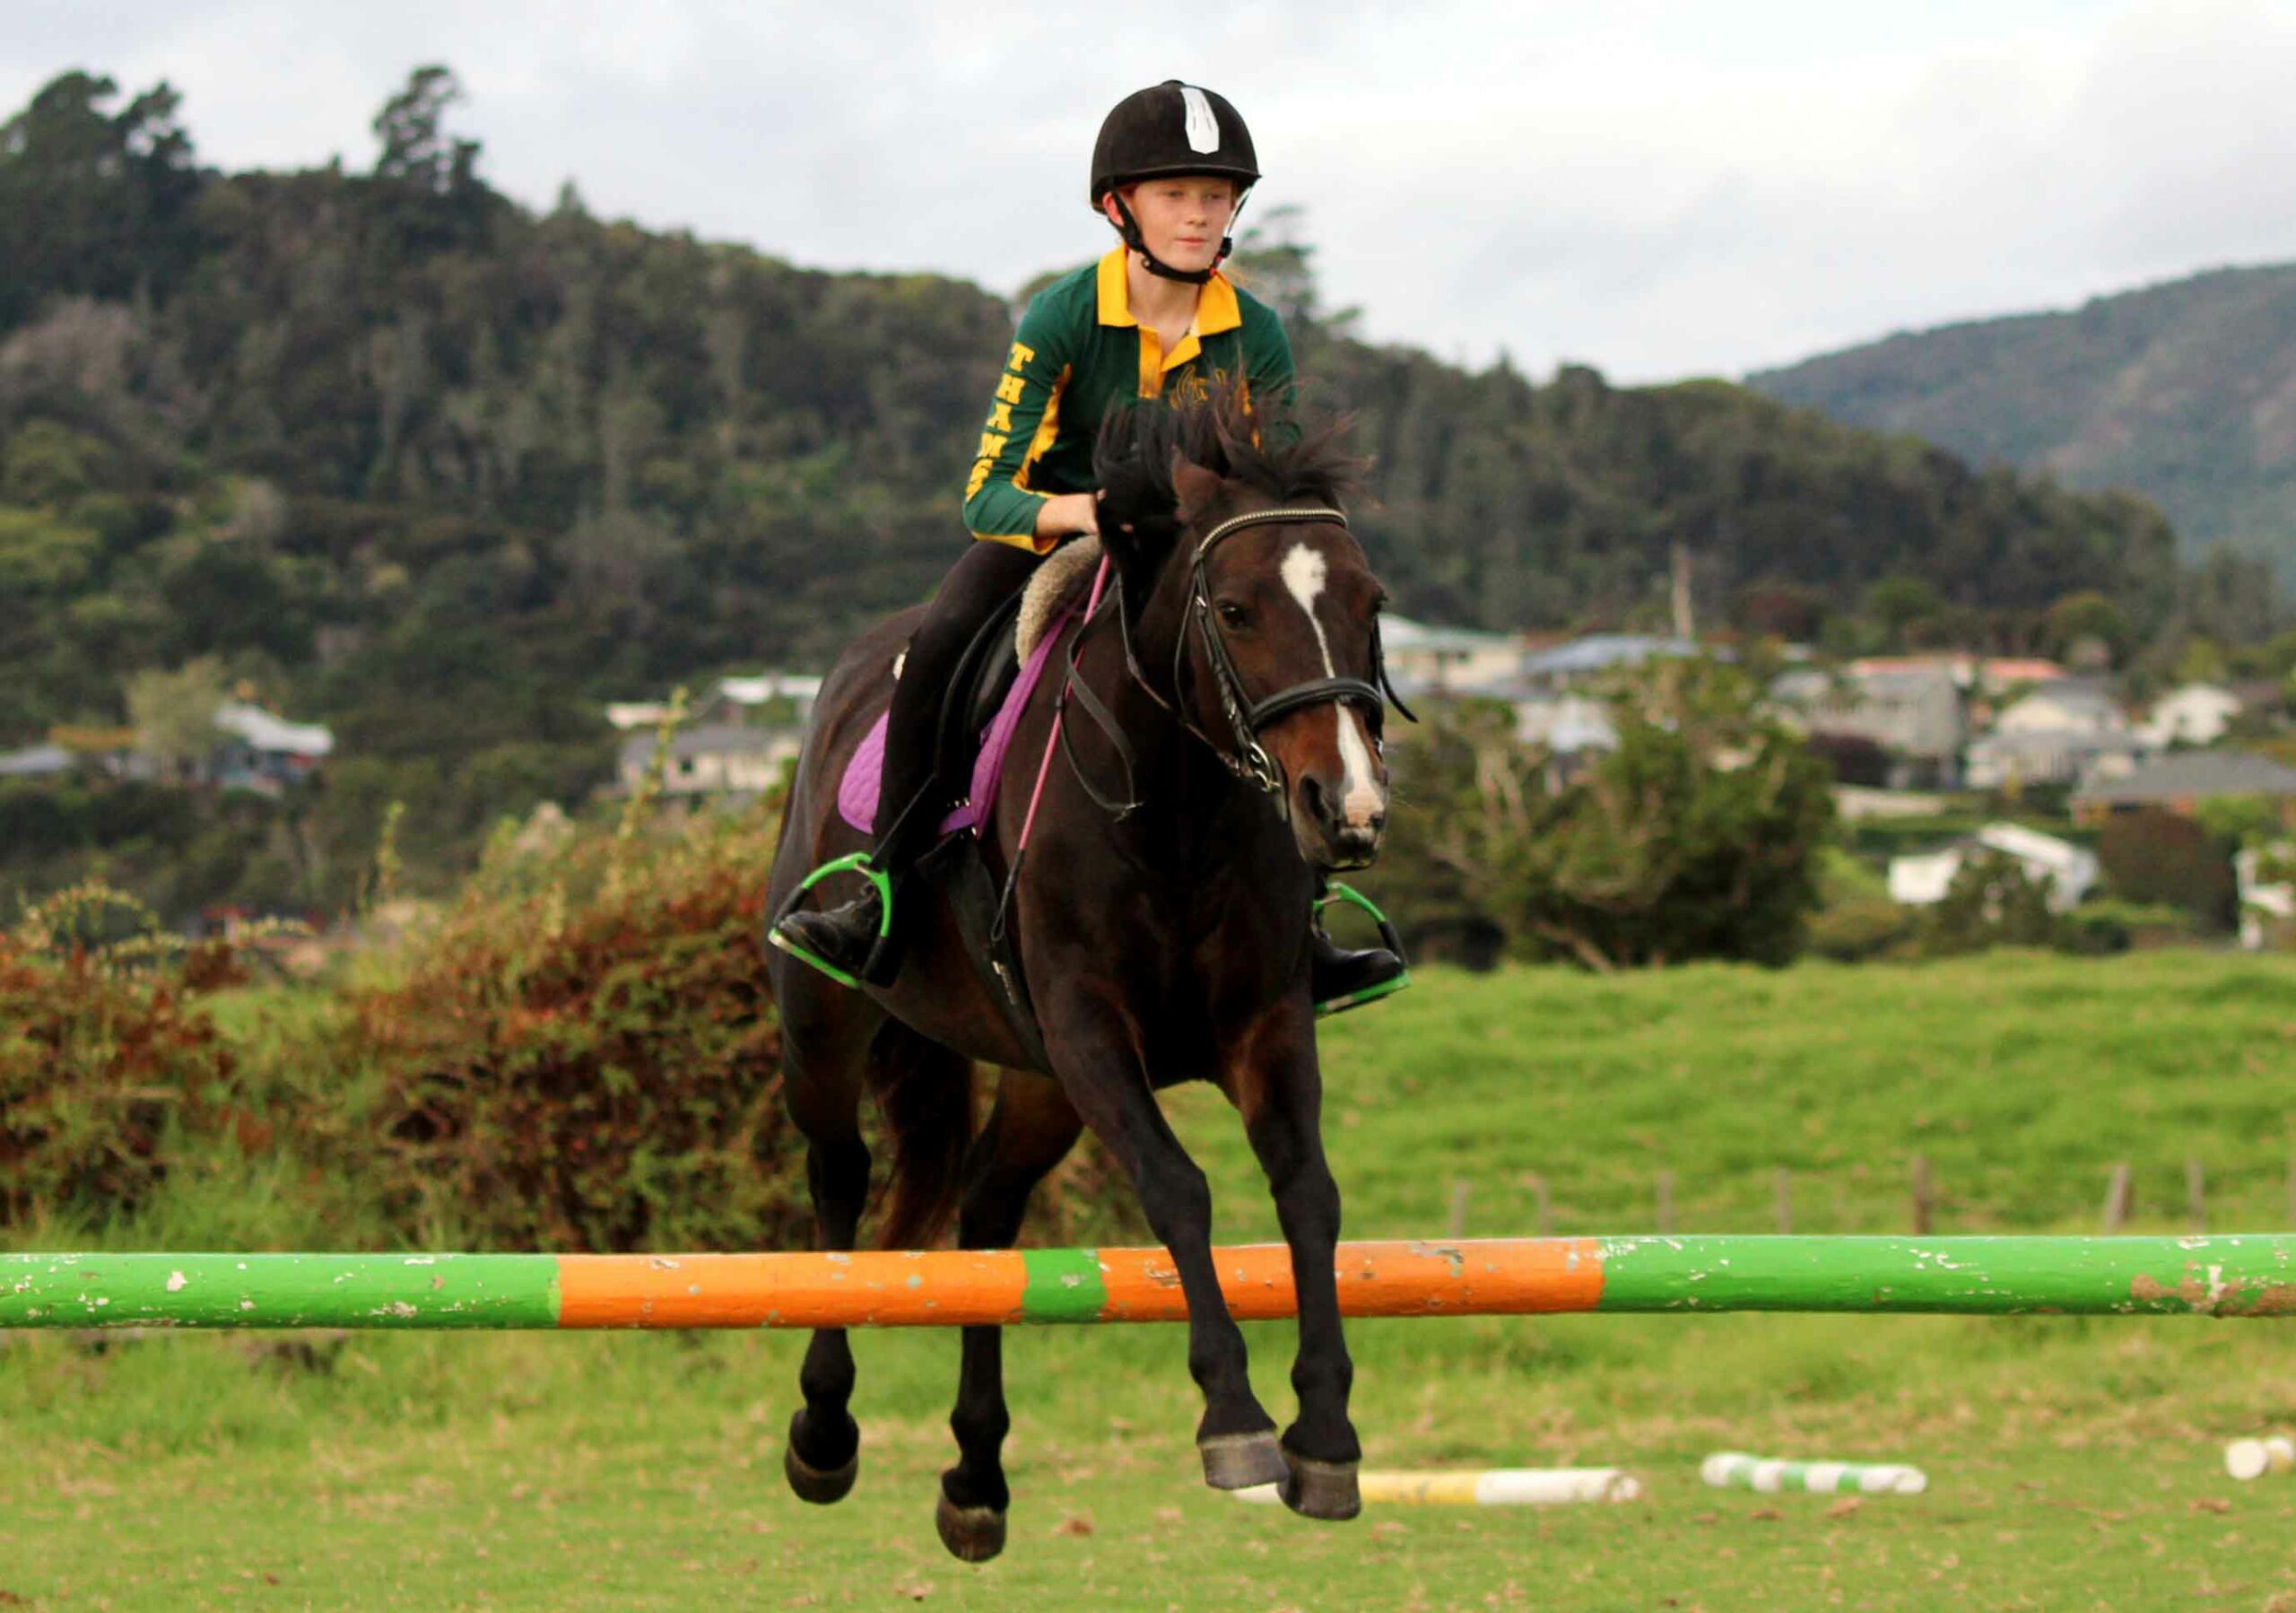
[1176, 507, 1404, 792]
[1058, 504, 1416, 817]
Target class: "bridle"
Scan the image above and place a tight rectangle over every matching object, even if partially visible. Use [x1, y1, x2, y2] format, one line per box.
[1057, 504, 1416, 817]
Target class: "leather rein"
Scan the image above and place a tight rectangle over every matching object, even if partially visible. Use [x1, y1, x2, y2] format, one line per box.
[1056, 505, 1417, 819]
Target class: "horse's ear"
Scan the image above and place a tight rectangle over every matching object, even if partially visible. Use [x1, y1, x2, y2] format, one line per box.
[1169, 451, 1225, 529]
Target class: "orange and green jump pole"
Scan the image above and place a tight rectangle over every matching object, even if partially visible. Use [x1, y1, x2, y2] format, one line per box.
[7, 1235, 2296, 1331]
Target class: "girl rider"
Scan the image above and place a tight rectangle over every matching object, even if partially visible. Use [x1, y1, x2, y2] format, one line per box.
[772, 79, 1404, 1011]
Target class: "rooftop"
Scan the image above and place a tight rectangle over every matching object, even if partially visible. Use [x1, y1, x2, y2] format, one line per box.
[214, 701, 334, 757]
[1520, 634, 1703, 677]
[2074, 750, 2296, 804]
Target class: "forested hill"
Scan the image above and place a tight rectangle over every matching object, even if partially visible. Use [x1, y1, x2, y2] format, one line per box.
[1749, 262, 2296, 578]
[0, 67, 2271, 773]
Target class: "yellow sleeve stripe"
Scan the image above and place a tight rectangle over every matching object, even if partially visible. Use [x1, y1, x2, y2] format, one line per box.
[1011, 365, 1068, 492]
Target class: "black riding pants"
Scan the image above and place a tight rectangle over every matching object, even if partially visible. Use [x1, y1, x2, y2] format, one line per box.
[871, 538, 1044, 855]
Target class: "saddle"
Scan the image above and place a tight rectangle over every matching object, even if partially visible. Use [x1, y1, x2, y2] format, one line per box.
[836, 539, 1102, 840]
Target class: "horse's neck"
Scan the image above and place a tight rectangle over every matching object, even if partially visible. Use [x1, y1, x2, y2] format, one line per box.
[1070, 592, 1302, 901]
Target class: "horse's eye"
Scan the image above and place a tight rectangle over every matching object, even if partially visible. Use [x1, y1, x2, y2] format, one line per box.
[1216, 600, 1251, 629]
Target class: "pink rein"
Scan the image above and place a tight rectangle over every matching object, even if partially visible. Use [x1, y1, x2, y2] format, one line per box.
[1010, 554, 1114, 857]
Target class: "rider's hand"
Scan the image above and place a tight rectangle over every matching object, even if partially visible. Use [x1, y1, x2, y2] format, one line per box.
[1036, 491, 1100, 541]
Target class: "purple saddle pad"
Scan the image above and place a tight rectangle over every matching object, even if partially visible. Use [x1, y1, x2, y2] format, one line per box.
[837, 599, 1079, 838]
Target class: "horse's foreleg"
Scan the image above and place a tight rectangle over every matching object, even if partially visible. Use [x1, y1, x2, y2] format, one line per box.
[1044, 992, 1283, 1492]
[936, 1075, 1083, 1564]
[1235, 1016, 1361, 1521]
[780, 1016, 874, 1504]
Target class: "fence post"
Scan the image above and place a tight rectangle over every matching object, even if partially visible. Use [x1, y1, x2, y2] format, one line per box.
[1526, 1173, 1553, 1238]
[1910, 1156, 1935, 1236]
[2101, 1163, 2133, 1234]
[1448, 1179, 1471, 1240]
[2187, 1158, 2207, 1234]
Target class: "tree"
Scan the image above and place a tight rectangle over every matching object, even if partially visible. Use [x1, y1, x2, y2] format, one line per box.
[0, 71, 202, 324]
[2045, 589, 2132, 667]
[2097, 808, 2237, 931]
[125, 658, 228, 782]
[1861, 574, 1946, 650]
[1378, 659, 1835, 970]
[372, 65, 478, 195]
[2173, 636, 2231, 686]
[366, 65, 492, 254]
[1228, 204, 1323, 327]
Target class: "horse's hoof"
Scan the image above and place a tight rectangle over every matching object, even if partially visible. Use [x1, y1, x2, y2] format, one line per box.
[1279, 1452, 1361, 1521]
[935, 1489, 1007, 1563]
[784, 1411, 859, 1505]
[1199, 1429, 1288, 1491]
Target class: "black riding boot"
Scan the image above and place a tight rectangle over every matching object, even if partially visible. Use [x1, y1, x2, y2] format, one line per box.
[1308, 877, 1411, 1016]
[771, 787, 944, 988]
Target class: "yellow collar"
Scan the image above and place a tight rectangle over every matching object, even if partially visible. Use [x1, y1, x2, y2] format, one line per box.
[1095, 246, 1241, 336]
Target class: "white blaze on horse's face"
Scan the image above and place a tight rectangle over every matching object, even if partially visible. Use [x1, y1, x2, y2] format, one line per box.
[1279, 541, 1386, 833]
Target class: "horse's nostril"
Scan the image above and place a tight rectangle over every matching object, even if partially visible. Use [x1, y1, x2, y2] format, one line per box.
[1299, 775, 1328, 824]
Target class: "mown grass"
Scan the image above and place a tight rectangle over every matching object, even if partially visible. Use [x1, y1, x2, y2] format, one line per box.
[7, 951, 2296, 1609]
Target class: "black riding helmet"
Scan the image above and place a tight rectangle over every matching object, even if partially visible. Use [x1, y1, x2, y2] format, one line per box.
[1090, 81, 1259, 284]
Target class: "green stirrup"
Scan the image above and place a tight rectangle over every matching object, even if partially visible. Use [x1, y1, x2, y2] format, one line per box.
[1313, 881, 1412, 1016]
[770, 853, 896, 989]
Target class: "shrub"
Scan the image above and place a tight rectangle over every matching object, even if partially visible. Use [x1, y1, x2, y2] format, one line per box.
[2097, 809, 2237, 931]
[337, 804, 799, 1253]
[1807, 897, 1917, 963]
[0, 885, 243, 1226]
[1378, 660, 1836, 971]
[1918, 851, 2058, 957]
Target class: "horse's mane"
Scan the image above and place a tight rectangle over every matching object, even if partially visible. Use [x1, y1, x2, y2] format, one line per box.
[1092, 379, 1362, 540]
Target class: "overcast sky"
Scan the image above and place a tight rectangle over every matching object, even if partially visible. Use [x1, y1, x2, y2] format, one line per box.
[10, 0, 2296, 382]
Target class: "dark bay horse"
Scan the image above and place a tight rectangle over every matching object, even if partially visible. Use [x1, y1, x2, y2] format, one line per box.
[762, 387, 1398, 1562]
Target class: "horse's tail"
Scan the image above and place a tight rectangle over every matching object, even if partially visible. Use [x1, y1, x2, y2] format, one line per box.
[865, 1020, 975, 1251]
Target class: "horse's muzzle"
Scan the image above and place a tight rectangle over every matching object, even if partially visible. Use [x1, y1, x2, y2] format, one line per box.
[1295, 773, 1387, 870]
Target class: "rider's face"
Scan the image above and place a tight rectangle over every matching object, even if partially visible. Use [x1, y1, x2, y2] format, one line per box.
[1109, 179, 1239, 275]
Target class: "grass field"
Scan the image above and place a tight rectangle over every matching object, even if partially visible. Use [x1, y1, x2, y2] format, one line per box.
[9, 951, 2296, 1609]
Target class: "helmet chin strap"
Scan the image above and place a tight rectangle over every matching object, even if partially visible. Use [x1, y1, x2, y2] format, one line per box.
[1109, 189, 1254, 285]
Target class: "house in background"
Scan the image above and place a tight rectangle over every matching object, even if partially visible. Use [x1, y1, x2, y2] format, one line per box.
[1964, 679, 2148, 791]
[1963, 728, 2150, 791]
[2071, 751, 2296, 826]
[1887, 823, 2099, 913]
[2140, 684, 2243, 748]
[709, 673, 822, 727]
[1993, 679, 2127, 737]
[1517, 634, 1702, 691]
[1848, 654, 2065, 696]
[1508, 692, 1620, 787]
[108, 701, 334, 798]
[616, 726, 797, 798]
[205, 701, 334, 795]
[0, 743, 76, 780]
[1771, 663, 1964, 788]
[2237, 846, 2295, 951]
[607, 671, 823, 735]
[1379, 615, 1522, 693]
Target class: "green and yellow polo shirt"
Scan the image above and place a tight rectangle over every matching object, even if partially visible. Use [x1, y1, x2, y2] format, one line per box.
[962, 246, 1294, 552]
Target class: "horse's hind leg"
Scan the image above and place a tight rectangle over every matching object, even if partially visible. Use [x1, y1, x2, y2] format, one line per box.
[936, 1074, 1083, 1564]
[778, 973, 877, 1505]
